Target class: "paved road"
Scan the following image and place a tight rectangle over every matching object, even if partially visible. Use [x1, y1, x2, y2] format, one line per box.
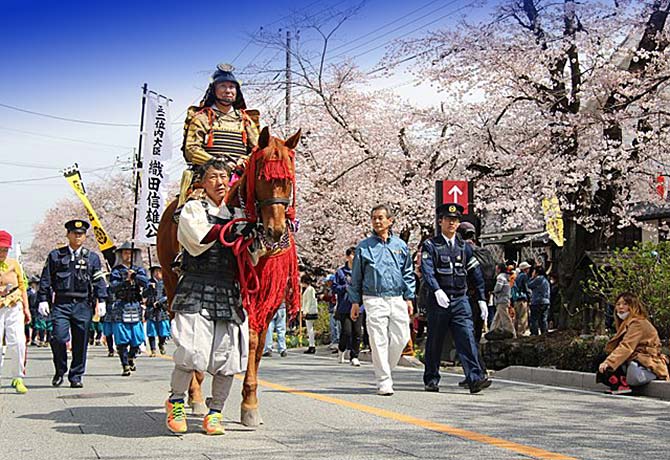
[1, 344, 668, 460]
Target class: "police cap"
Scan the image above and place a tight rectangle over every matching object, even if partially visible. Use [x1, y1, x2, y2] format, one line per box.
[64, 219, 90, 233]
[436, 203, 464, 219]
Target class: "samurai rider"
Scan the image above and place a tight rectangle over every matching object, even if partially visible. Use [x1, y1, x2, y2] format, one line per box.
[143, 265, 170, 356]
[165, 158, 256, 436]
[109, 242, 149, 376]
[177, 63, 260, 207]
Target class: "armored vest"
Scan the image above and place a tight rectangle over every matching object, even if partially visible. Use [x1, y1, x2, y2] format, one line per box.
[203, 109, 249, 163]
[145, 279, 170, 322]
[53, 247, 92, 298]
[433, 239, 468, 298]
[171, 208, 245, 323]
[111, 265, 143, 323]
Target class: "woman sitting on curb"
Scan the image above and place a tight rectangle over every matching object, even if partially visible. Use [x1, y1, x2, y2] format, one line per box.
[597, 292, 669, 394]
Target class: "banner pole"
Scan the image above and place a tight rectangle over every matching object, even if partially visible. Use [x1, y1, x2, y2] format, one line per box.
[131, 83, 149, 250]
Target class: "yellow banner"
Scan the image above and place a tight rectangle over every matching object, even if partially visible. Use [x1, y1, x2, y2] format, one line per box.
[63, 165, 115, 251]
[542, 196, 564, 247]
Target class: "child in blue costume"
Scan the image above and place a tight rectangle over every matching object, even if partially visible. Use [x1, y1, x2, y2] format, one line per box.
[144, 265, 171, 356]
[109, 242, 149, 376]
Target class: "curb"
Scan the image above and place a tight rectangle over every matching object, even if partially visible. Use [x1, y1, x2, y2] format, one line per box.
[496, 366, 670, 400]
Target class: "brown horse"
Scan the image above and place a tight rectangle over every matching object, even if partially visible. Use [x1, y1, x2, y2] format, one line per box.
[156, 126, 302, 427]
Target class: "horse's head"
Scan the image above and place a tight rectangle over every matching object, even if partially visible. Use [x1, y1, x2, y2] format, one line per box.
[247, 127, 301, 244]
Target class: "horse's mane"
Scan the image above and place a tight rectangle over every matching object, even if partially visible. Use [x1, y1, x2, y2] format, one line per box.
[224, 136, 295, 219]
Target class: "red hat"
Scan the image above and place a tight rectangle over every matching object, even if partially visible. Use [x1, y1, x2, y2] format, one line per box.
[0, 230, 12, 248]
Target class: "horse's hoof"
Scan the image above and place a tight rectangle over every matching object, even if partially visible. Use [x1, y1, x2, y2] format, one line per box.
[191, 400, 208, 416]
[241, 406, 263, 427]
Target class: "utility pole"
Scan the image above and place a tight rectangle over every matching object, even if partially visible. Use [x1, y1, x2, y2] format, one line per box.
[285, 30, 291, 129]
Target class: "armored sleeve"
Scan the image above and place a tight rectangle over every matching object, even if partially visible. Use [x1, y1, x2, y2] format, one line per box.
[89, 253, 108, 301]
[184, 113, 214, 165]
[37, 252, 54, 303]
[109, 266, 126, 292]
[420, 239, 441, 293]
[465, 245, 486, 301]
[134, 267, 150, 289]
[347, 246, 364, 305]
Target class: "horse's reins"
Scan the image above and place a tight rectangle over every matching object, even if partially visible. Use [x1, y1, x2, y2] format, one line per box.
[218, 144, 297, 308]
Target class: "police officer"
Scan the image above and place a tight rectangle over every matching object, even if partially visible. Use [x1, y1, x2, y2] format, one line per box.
[420, 204, 492, 394]
[38, 220, 107, 388]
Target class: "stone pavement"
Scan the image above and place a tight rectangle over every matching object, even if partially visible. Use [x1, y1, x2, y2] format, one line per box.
[1, 343, 669, 460]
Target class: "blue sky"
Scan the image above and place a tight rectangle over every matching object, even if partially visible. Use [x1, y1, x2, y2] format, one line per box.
[0, 0, 486, 251]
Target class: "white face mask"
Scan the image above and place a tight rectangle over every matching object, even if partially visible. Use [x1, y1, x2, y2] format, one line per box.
[617, 311, 630, 320]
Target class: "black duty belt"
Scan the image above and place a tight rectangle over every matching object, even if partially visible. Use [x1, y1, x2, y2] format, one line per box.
[54, 293, 89, 304]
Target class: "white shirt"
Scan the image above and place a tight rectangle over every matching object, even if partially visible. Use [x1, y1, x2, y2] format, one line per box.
[68, 245, 82, 261]
[441, 233, 457, 248]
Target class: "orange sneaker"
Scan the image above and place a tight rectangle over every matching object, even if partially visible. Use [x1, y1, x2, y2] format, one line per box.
[165, 399, 187, 433]
[203, 412, 225, 435]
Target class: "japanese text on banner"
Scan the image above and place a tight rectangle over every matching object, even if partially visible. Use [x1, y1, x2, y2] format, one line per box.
[135, 93, 172, 244]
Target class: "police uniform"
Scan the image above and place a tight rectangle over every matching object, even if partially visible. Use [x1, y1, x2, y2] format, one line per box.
[108, 242, 149, 375]
[144, 266, 170, 356]
[420, 204, 491, 394]
[38, 220, 107, 387]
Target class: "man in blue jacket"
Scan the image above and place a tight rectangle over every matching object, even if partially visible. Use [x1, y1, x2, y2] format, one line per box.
[348, 205, 415, 396]
[420, 203, 491, 394]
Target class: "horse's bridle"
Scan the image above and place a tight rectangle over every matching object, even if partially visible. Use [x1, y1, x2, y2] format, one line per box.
[257, 197, 291, 208]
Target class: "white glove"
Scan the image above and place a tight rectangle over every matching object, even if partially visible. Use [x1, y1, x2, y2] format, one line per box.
[38, 301, 50, 316]
[97, 301, 107, 318]
[434, 289, 450, 309]
[478, 301, 488, 322]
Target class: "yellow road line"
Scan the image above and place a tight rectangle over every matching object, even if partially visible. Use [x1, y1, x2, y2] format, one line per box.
[155, 354, 574, 459]
[256, 378, 576, 460]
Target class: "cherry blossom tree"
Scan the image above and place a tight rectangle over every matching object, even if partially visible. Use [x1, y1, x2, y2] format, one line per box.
[383, 0, 670, 310]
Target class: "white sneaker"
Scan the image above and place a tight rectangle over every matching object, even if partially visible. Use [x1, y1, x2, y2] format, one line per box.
[337, 350, 345, 364]
[350, 358, 361, 367]
[377, 385, 394, 396]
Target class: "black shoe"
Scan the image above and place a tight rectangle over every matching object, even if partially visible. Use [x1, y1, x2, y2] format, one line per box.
[303, 347, 316, 354]
[128, 360, 136, 372]
[159, 346, 166, 355]
[424, 382, 440, 392]
[469, 378, 492, 394]
[122, 365, 131, 377]
[280, 350, 288, 357]
[52, 374, 64, 387]
[107, 351, 114, 357]
[262, 351, 272, 357]
[458, 379, 469, 388]
[70, 381, 83, 389]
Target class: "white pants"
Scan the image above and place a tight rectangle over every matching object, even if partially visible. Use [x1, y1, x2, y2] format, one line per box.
[0, 303, 26, 380]
[363, 296, 410, 390]
[170, 312, 249, 410]
[306, 320, 316, 347]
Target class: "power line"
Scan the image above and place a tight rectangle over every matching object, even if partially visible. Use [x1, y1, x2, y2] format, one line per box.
[0, 125, 133, 150]
[0, 102, 138, 127]
[0, 163, 130, 185]
[329, 0, 445, 53]
[351, 2, 476, 66]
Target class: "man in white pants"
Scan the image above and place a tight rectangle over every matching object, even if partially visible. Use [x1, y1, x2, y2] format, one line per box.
[0, 230, 31, 394]
[165, 158, 254, 435]
[348, 205, 415, 396]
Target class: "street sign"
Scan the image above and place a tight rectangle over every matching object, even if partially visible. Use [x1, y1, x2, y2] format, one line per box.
[434, 180, 477, 236]
[441, 180, 470, 214]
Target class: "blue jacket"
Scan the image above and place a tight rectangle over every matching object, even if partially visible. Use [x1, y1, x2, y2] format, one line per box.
[333, 264, 353, 315]
[513, 271, 531, 301]
[528, 275, 550, 305]
[420, 234, 486, 303]
[38, 246, 107, 304]
[347, 233, 415, 304]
